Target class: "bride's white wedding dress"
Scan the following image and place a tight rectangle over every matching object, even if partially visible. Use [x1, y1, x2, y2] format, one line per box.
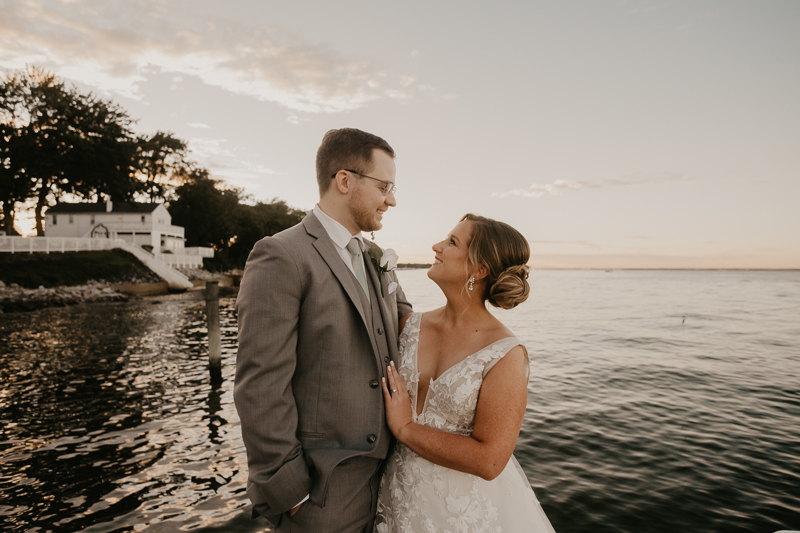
[375, 312, 556, 533]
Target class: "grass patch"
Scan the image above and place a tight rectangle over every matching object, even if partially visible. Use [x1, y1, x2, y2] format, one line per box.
[0, 250, 157, 288]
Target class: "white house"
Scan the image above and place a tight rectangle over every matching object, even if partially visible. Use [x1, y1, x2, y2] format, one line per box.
[46, 200, 186, 253]
[44, 200, 213, 267]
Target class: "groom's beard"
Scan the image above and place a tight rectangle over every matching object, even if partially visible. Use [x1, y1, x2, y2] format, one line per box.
[348, 190, 383, 232]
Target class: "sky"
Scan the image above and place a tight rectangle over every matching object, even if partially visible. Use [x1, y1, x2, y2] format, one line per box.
[1, 0, 798, 268]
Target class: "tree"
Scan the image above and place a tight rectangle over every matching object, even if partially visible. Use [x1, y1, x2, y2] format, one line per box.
[168, 169, 242, 252]
[62, 93, 140, 203]
[168, 171, 306, 269]
[0, 67, 141, 235]
[135, 131, 189, 201]
[1, 70, 36, 234]
[228, 200, 306, 266]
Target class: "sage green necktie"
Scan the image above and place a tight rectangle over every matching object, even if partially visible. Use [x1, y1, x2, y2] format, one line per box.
[346, 237, 370, 304]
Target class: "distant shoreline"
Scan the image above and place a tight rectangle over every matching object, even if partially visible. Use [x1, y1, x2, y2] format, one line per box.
[528, 268, 800, 271]
[397, 264, 798, 271]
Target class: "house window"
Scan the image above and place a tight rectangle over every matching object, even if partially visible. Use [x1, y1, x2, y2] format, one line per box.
[69, 215, 74, 224]
[141, 215, 146, 223]
[53, 215, 57, 225]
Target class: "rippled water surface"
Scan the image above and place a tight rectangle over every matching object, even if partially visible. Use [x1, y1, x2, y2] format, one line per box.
[1, 270, 799, 533]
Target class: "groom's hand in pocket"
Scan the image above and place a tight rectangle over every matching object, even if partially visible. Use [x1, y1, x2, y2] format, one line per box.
[289, 502, 302, 517]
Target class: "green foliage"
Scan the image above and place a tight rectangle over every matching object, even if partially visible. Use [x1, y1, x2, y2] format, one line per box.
[135, 131, 188, 201]
[1, 67, 193, 235]
[2, 65, 305, 268]
[0, 250, 156, 288]
[168, 172, 306, 269]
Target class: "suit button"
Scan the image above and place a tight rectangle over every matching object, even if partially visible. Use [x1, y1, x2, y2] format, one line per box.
[367, 434, 377, 443]
[377, 327, 384, 335]
[384, 356, 390, 363]
[369, 379, 379, 388]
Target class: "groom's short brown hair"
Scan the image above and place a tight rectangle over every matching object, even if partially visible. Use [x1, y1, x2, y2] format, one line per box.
[316, 128, 395, 196]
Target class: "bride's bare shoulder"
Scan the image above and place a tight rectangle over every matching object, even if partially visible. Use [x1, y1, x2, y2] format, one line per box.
[483, 314, 516, 343]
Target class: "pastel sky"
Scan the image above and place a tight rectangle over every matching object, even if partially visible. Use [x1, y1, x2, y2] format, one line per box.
[2, 0, 798, 268]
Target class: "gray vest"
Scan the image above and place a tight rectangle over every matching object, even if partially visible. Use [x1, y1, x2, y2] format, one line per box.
[352, 258, 394, 459]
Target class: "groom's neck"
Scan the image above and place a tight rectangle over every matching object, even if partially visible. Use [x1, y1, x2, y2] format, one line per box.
[318, 197, 360, 235]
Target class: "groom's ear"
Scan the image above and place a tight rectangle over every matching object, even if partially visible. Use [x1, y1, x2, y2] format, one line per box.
[332, 170, 352, 195]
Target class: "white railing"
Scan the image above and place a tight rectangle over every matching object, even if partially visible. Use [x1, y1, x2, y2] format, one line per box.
[0, 236, 118, 253]
[113, 241, 193, 290]
[159, 254, 204, 268]
[108, 223, 185, 236]
[183, 246, 215, 257]
[0, 236, 193, 290]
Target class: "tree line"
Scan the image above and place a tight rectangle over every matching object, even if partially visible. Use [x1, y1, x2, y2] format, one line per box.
[1, 67, 305, 269]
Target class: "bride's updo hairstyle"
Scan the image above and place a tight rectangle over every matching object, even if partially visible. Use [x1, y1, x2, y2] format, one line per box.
[462, 214, 531, 310]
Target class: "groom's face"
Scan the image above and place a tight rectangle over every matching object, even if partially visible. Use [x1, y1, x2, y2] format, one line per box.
[348, 148, 397, 232]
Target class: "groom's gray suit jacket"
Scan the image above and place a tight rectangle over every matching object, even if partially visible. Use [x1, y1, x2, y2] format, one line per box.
[234, 211, 412, 525]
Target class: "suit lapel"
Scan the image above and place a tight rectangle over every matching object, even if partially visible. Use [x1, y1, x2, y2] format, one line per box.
[303, 213, 369, 328]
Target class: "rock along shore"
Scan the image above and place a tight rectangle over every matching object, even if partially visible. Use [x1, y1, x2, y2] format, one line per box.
[0, 279, 128, 314]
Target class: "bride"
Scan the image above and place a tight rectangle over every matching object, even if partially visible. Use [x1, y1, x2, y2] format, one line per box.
[375, 214, 556, 533]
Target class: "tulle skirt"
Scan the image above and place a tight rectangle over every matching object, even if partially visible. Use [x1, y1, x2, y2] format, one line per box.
[375, 443, 556, 533]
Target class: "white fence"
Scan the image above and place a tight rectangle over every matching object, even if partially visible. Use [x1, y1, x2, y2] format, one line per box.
[0, 236, 118, 253]
[113, 241, 193, 289]
[0, 236, 193, 290]
[160, 253, 204, 268]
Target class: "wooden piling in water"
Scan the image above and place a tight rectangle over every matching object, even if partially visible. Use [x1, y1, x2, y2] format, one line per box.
[205, 281, 222, 372]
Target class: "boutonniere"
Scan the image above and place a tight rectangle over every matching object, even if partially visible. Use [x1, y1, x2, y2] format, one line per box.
[367, 242, 398, 297]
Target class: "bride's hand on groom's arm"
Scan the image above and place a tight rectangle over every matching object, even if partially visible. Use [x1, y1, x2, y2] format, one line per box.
[381, 362, 414, 440]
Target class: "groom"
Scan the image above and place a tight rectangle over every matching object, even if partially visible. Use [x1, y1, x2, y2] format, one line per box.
[234, 128, 412, 532]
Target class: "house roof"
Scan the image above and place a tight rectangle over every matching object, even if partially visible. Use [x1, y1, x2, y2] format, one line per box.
[47, 202, 163, 214]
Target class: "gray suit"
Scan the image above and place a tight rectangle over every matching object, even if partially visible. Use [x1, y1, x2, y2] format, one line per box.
[234, 212, 412, 532]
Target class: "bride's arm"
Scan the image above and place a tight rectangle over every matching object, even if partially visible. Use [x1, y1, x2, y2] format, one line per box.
[381, 347, 528, 481]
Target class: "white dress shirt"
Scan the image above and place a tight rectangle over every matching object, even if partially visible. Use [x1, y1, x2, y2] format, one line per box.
[313, 204, 368, 276]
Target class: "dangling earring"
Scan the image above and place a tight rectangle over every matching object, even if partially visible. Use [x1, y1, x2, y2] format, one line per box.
[371, 231, 376, 241]
[468, 277, 474, 291]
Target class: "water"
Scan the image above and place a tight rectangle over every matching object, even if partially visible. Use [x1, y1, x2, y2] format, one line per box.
[1, 270, 799, 533]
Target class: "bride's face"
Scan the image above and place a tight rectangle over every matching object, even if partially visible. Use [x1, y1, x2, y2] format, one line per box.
[428, 220, 474, 286]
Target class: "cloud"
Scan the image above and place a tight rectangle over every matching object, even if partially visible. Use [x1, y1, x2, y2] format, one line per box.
[529, 239, 607, 249]
[0, 0, 419, 113]
[616, 0, 668, 14]
[187, 137, 278, 187]
[187, 122, 210, 129]
[492, 172, 694, 199]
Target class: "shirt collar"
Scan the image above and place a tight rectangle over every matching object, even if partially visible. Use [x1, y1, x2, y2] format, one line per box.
[313, 204, 365, 251]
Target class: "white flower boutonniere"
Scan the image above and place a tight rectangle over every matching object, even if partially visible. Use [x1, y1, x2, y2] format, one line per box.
[367, 243, 398, 297]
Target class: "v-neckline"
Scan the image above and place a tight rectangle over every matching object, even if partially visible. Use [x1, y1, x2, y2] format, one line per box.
[410, 313, 515, 417]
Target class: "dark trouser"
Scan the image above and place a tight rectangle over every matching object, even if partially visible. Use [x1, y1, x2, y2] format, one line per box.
[276, 457, 383, 533]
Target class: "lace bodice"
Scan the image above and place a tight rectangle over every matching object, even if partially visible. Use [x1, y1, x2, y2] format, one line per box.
[398, 312, 525, 436]
[375, 313, 556, 533]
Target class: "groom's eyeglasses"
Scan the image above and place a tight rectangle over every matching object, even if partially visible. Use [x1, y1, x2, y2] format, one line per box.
[332, 169, 397, 196]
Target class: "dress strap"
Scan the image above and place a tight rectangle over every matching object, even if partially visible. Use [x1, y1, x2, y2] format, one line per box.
[482, 338, 529, 379]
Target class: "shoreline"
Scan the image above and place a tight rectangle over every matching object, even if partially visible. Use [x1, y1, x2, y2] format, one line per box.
[0, 268, 239, 314]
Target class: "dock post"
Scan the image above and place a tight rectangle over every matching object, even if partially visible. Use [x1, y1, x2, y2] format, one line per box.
[206, 281, 222, 377]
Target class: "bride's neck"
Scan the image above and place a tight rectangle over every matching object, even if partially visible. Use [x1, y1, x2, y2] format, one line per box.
[439, 291, 490, 327]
